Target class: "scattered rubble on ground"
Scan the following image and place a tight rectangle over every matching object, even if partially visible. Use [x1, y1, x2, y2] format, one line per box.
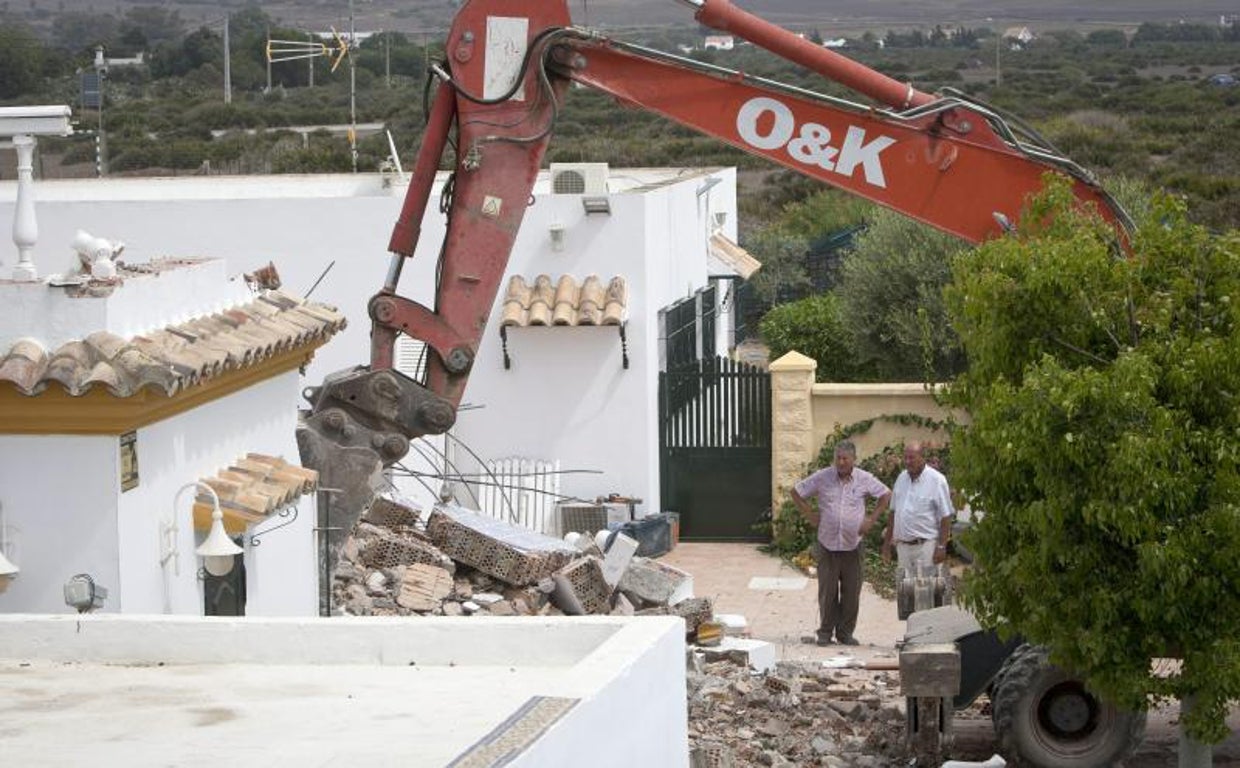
[687, 655, 909, 768]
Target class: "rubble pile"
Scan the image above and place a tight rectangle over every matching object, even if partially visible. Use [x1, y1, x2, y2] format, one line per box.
[331, 496, 708, 621]
[687, 657, 908, 768]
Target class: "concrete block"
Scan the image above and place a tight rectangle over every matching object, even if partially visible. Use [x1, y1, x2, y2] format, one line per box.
[690, 743, 734, 768]
[550, 557, 611, 616]
[700, 637, 777, 674]
[426, 504, 578, 586]
[612, 593, 635, 616]
[714, 613, 749, 636]
[899, 643, 961, 697]
[618, 557, 694, 607]
[600, 532, 639, 587]
[672, 596, 713, 634]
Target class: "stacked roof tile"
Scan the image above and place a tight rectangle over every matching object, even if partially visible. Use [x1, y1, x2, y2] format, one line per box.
[500, 274, 627, 328]
[0, 290, 346, 398]
[194, 453, 319, 532]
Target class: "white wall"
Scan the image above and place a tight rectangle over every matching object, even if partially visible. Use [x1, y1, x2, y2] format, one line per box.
[0, 169, 736, 521]
[0, 436, 119, 613]
[0, 374, 314, 615]
[0, 374, 317, 616]
[115, 371, 316, 617]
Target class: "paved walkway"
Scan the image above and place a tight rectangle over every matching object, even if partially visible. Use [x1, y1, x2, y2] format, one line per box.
[661, 541, 905, 663]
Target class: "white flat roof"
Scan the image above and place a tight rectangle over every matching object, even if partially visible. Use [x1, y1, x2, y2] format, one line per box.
[0, 613, 686, 768]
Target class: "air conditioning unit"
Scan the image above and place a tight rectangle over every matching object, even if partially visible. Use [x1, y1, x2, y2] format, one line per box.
[550, 162, 609, 195]
[558, 502, 608, 537]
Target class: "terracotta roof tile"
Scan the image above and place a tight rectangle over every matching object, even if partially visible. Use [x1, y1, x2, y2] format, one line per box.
[708, 233, 762, 280]
[193, 453, 319, 533]
[0, 289, 346, 398]
[501, 274, 627, 328]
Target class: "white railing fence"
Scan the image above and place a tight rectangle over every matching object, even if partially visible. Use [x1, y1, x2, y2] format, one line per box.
[477, 457, 562, 536]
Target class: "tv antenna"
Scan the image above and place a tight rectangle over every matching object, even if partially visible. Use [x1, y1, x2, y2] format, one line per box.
[266, 12, 358, 172]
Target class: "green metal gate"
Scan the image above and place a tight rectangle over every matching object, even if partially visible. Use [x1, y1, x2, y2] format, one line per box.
[659, 357, 771, 541]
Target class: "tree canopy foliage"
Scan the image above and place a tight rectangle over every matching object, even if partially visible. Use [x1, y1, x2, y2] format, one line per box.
[945, 176, 1240, 742]
[836, 209, 968, 381]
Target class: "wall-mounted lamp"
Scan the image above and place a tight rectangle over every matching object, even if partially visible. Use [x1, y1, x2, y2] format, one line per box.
[582, 196, 611, 215]
[549, 222, 566, 252]
[696, 176, 723, 197]
[0, 551, 16, 578]
[162, 482, 244, 578]
[0, 503, 17, 592]
[713, 211, 728, 230]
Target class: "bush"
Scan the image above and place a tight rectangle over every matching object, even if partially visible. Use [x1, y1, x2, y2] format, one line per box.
[759, 294, 863, 381]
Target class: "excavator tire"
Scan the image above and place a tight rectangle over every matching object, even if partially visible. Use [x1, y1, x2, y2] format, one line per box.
[991, 644, 1146, 767]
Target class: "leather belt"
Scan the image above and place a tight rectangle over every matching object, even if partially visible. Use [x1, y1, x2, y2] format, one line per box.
[897, 538, 930, 545]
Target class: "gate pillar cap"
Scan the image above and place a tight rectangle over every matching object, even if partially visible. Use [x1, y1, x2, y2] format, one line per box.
[769, 351, 817, 372]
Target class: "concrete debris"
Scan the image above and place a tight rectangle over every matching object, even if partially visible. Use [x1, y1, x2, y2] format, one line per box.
[550, 556, 611, 616]
[332, 502, 692, 619]
[395, 564, 454, 612]
[714, 614, 749, 637]
[686, 657, 907, 767]
[700, 637, 777, 675]
[618, 557, 694, 607]
[672, 597, 714, 635]
[363, 495, 421, 528]
[426, 504, 578, 586]
[600, 532, 639, 587]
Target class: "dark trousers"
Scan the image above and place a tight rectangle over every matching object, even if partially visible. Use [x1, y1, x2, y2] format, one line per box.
[815, 541, 862, 642]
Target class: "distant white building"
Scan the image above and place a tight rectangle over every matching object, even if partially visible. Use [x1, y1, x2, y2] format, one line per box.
[703, 35, 734, 51]
[1003, 26, 1036, 46]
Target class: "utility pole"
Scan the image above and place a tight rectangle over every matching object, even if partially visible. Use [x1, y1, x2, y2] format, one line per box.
[385, 34, 391, 88]
[995, 29, 1002, 87]
[223, 14, 232, 103]
[266, 25, 273, 93]
[349, 0, 358, 173]
[308, 31, 315, 87]
[93, 46, 107, 176]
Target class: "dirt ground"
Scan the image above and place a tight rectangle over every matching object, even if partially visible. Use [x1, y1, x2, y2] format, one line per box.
[662, 542, 1240, 766]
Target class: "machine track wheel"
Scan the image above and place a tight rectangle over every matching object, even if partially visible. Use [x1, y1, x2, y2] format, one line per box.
[991, 644, 1146, 767]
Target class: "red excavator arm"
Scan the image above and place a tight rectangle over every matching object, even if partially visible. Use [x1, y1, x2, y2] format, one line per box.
[298, 0, 1130, 482]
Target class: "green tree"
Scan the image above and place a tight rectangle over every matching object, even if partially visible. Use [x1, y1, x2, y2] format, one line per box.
[836, 208, 968, 381]
[946, 176, 1240, 742]
[741, 226, 810, 305]
[758, 294, 861, 381]
[0, 23, 44, 99]
[50, 11, 118, 53]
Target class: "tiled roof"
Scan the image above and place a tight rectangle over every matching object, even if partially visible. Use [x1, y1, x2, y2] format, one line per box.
[500, 275, 627, 328]
[0, 290, 346, 398]
[194, 453, 319, 533]
[708, 233, 762, 280]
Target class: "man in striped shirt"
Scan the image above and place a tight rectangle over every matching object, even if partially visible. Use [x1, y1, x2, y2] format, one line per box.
[791, 440, 891, 646]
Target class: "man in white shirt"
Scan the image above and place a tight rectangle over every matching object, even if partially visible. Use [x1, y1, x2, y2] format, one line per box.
[882, 441, 954, 577]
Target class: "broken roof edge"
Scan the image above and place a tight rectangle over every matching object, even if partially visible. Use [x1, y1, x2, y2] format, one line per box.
[708, 233, 762, 280]
[0, 289, 346, 399]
